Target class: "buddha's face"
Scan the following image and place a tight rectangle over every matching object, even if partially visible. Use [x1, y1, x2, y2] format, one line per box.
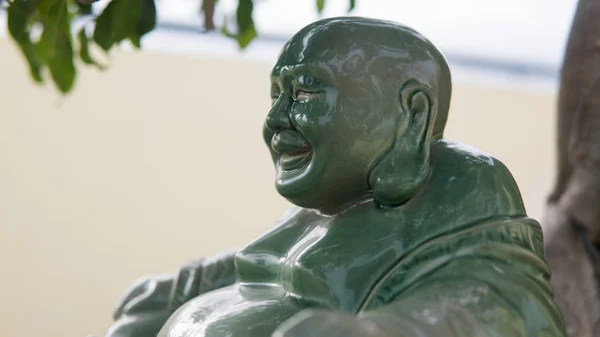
[263, 20, 403, 214]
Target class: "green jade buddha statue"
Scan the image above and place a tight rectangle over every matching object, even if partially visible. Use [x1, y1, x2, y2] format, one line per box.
[103, 17, 566, 337]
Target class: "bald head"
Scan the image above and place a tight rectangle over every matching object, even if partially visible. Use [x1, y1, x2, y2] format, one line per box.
[265, 17, 452, 211]
[274, 17, 452, 138]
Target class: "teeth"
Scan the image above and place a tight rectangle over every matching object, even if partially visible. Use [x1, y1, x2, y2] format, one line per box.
[279, 151, 312, 171]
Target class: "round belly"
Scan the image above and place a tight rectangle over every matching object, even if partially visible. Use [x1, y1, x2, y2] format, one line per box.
[158, 284, 309, 337]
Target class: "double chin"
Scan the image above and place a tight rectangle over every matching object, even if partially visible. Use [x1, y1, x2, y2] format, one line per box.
[275, 155, 319, 204]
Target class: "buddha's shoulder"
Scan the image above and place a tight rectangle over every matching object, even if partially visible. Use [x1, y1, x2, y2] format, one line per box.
[426, 139, 528, 219]
[432, 140, 520, 186]
[432, 140, 506, 168]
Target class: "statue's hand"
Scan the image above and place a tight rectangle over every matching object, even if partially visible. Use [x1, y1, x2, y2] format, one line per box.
[106, 275, 175, 337]
[113, 275, 173, 319]
[273, 309, 408, 337]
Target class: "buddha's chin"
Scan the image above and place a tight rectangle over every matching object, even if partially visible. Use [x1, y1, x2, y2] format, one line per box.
[275, 154, 319, 206]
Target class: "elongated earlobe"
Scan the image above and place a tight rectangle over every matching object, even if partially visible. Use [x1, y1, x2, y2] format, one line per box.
[368, 79, 437, 207]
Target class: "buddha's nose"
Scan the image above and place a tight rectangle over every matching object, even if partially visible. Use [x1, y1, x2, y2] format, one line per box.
[265, 99, 292, 133]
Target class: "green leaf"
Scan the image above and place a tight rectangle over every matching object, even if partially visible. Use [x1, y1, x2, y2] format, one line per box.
[93, 0, 116, 50]
[316, 0, 325, 14]
[78, 28, 105, 70]
[35, 9, 55, 66]
[7, 0, 31, 42]
[43, 0, 76, 93]
[221, 1, 256, 49]
[75, 2, 93, 15]
[234, 0, 257, 48]
[35, 28, 53, 64]
[6, 0, 43, 82]
[137, 0, 156, 36]
[93, 0, 152, 51]
[236, 23, 256, 49]
[220, 18, 236, 39]
[19, 42, 44, 83]
[131, 0, 156, 48]
[236, 0, 253, 32]
[349, 0, 355, 12]
[93, 0, 138, 51]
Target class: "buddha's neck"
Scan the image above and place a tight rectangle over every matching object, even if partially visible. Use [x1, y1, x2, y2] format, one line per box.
[315, 195, 374, 217]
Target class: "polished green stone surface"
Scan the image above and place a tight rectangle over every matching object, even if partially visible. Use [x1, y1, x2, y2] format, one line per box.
[104, 17, 566, 337]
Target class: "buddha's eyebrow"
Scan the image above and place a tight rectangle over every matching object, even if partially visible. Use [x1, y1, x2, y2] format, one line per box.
[278, 64, 334, 83]
[269, 65, 308, 86]
[278, 63, 328, 77]
[279, 65, 308, 76]
[269, 66, 302, 80]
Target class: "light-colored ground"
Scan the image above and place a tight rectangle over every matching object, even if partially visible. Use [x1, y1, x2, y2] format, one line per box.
[0, 37, 556, 337]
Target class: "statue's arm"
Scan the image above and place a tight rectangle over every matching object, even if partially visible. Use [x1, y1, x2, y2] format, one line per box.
[276, 252, 565, 337]
[105, 250, 238, 337]
[357, 255, 566, 337]
[276, 220, 566, 337]
[356, 221, 566, 337]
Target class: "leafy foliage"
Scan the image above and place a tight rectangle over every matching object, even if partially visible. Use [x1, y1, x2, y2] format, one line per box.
[5, 0, 153, 94]
[4, 0, 356, 94]
[221, 0, 256, 49]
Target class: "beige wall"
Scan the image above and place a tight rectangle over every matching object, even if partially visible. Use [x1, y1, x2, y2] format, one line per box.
[0, 37, 556, 337]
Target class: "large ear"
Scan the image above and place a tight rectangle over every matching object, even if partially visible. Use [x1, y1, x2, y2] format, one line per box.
[368, 79, 437, 207]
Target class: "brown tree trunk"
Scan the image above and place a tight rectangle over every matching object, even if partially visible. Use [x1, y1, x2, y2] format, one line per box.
[544, 0, 600, 336]
[201, 0, 216, 31]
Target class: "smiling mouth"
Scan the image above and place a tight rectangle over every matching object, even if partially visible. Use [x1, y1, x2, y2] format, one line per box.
[271, 131, 312, 171]
[279, 150, 312, 171]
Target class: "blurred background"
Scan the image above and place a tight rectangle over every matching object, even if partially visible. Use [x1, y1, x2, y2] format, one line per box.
[0, 1, 578, 336]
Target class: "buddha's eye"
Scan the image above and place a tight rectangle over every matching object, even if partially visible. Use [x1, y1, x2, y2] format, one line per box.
[298, 75, 315, 86]
[292, 76, 320, 102]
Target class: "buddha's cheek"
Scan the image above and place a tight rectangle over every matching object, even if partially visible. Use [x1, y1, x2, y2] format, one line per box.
[289, 98, 336, 143]
[158, 285, 308, 337]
